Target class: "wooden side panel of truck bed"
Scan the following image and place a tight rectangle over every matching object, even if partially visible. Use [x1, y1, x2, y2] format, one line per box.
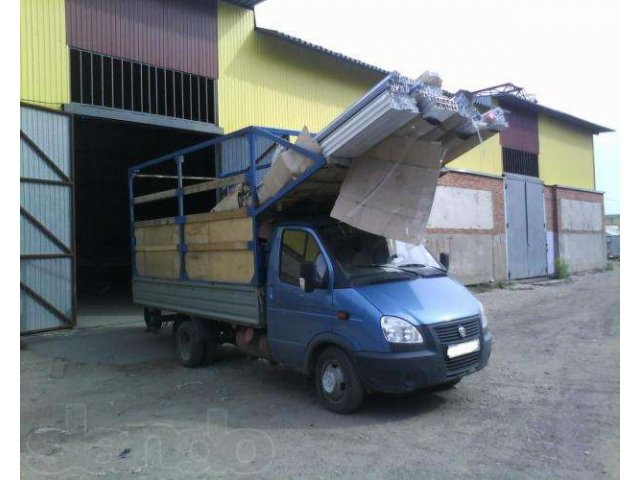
[134, 208, 255, 284]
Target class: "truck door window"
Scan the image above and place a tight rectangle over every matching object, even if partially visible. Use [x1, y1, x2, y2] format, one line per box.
[280, 230, 328, 288]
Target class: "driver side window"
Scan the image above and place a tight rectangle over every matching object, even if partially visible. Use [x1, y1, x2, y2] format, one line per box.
[280, 230, 328, 288]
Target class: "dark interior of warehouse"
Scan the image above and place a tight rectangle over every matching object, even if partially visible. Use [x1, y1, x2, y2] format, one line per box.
[73, 116, 213, 315]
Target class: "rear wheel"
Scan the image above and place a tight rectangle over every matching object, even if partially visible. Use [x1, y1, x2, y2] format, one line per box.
[315, 347, 364, 414]
[176, 319, 206, 367]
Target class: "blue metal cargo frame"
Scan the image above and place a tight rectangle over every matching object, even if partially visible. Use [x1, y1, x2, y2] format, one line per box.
[128, 126, 327, 288]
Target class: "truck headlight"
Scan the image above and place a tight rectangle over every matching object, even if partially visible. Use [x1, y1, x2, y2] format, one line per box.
[480, 303, 488, 329]
[380, 316, 423, 344]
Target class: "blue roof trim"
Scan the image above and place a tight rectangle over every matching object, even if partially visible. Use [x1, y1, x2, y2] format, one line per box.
[495, 95, 613, 134]
[255, 27, 389, 75]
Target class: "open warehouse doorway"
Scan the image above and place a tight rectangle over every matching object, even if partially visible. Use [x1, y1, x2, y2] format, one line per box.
[73, 116, 212, 327]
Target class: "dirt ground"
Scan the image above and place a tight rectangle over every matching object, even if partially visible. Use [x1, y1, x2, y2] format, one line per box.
[21, 269, 620, 479]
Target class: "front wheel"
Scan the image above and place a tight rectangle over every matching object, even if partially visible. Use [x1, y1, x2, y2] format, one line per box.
[315, 347, 364, 414]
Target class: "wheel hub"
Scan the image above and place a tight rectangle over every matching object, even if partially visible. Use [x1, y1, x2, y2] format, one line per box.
[321, 363, 345, 399]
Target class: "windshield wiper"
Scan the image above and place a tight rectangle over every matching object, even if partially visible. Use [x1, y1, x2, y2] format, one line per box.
[397, 263, 447, 274]
[352, 264, 419, 275]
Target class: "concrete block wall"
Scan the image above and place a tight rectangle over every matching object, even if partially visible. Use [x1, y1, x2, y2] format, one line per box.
[545, 186, 607, 273]
[425, 170, 507, 285]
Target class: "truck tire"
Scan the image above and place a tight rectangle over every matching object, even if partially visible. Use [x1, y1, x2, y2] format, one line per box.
[315, 347, 364, 414]
[176, 319, 206, 367]
[203, 322, 221, 364]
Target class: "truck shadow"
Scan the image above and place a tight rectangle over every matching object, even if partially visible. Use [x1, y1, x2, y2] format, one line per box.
[23, 325, 453, 426]
[205, 348, 451, 426]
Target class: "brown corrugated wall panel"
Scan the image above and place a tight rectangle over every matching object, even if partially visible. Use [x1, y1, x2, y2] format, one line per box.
[499, 108, 539, 154]
[66, 0, 218, 78]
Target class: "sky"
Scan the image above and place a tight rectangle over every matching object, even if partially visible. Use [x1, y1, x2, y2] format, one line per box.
[255, 0, 620, 214]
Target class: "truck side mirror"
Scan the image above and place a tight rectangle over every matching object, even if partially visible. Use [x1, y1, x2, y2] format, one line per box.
[299, 262, 316, 293]
[439, 252, 450, 270]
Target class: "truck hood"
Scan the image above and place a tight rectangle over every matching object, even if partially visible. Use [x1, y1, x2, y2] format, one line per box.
[354, 276, 481, 325]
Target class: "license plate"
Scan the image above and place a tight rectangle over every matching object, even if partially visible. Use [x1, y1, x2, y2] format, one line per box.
[447, 339, 480, 358]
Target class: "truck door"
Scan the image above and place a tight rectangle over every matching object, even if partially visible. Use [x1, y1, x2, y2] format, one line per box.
[266, 228, 334, 367]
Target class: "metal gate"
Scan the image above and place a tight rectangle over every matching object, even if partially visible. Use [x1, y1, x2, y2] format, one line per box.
[505, 174, 548, 280]
[20, 105, 75, 334]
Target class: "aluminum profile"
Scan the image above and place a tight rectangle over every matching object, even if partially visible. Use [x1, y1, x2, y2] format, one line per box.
[417, 95, 459, 124]
[315, 71, 413, 143]
[319, 91, 419, 160]
[453, 91, 481, 121]
[454, 107, 510, 136]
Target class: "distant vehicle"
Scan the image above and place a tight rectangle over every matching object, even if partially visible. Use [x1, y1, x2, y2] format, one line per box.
[606, 226, 620, 258]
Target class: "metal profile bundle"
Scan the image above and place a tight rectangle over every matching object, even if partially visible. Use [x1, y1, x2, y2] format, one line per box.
[318, 91, 419, 160]
[414, 87, 459, 124]
[316, 72, 419, 161]
[454, 107, 510, 137]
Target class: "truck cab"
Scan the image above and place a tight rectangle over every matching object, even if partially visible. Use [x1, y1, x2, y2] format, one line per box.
[263, 217, 492, 412]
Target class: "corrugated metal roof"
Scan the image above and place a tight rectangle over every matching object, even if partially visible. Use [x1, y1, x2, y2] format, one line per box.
[255, 27, 389, 75]
[495, 95, 613, 134]
[225, 0, 266, 8]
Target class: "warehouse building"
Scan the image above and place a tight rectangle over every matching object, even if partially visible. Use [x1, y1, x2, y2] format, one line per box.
[20, 0, 611, 333]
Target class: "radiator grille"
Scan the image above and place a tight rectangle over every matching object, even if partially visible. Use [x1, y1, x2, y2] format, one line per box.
[431, 316, 482, 376]
[432, 317, 481, 343]
[446, 351, 481, 374]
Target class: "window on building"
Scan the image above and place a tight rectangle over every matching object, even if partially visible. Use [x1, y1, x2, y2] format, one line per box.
[69, 48, 216, 124]
[280, 230, 328, 288]
[502, 147, 539, 177]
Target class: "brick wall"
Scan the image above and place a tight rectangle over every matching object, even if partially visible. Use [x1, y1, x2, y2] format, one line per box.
[426, 170, 505, 235]
[425, 169, 508, 284]
[545, 185, 606, 273]
[546, 185, 605, 233]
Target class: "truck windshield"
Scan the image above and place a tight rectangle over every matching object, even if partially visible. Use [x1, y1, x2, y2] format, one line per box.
[316, 223, 444, 283]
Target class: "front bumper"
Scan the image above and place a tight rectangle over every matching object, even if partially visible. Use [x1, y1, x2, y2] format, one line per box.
[354, 330, 492, 394]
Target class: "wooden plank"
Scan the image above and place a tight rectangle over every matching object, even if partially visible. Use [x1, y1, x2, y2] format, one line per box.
[135, 224, 180, 247]
[136, 251, 181, 279]
[135, 245, 177, 252]
[182, 175, 245, 195]
[209, 217, 253, 242]
[184, 217, 253, 244]
[185, 208, 249, 223]
[135, 241, 249, 253]
[186, 251, 254, 283]
[134, 174, 245, 205]
[187, 241, 249, 252]
[134, 207, 248, 228]
[134, 217, 179, 228]
[133, 188, 179, 205]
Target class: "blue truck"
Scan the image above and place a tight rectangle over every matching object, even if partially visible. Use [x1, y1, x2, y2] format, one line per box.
[129, 126, 492, 413]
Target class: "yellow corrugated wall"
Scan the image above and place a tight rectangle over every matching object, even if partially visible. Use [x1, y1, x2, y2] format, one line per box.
[446, 134, 502, 176]
[538, 115, 595, 189]
[20, 0, 69, 109]
[217, 1, 383, 133]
